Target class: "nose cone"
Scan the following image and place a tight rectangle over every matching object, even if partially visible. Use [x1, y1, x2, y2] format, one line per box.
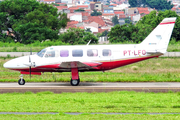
[3, 59, 16, 69]
[3, 56, 29, 69]
[3, 61, 10, 68]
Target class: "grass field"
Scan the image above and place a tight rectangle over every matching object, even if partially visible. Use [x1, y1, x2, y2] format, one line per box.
[0, 91, 180, 113]
[1, 57, 180, 82]
[0, 114, 180, 120]
[0, 44, 180, 52]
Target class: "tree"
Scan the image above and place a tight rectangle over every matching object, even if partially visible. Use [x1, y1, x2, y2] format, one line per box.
[91, 10, 102, 16]
[52, 3, 60, 6]
[129, 0, 137, 7]
[101, 30, 109, 36]
[129, 0, 173, 11]
[108, 20, 153, 43]
[108, 23, 136, 43]
[137, 10, 180, 41]
[112, 15, 119, 25]
[59, 28, 98, 45]
[96, 30, 109, 38]
[131, 24, 152, 43]
[0, 0, 40, 42]
[0, 12, 8, 42]
[75, 9, 85, 12]
[125, 18, 131, 24]
[0, 0, 68, 44]
[146, 0, 173, 11]
[108, 10, 180, 43]
[85, 28, 92, 33]
[137, 0, 147, 7]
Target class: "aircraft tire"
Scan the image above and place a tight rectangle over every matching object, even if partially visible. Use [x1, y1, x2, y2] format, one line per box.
[18, 79, 25, 85]
[70, 79, 80, 86]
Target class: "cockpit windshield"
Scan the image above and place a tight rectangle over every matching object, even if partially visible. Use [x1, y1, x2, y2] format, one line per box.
[37, 49, 46, 57]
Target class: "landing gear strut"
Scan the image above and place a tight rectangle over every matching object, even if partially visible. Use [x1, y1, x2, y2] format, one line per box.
[70, 62, 80, 86]
[18, 74, 25, 85]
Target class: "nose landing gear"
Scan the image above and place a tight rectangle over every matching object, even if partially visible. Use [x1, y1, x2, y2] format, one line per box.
[18, 74, 25, 85]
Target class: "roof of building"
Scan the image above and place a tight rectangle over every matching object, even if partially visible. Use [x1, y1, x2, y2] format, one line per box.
[90, 2, 95, 4]
[56, 6, 68, 10]
[66, 21, 78, 29]
[81, 12, 89, 16]
[102, 13, 115, 16]
[103, 5, 108, 8]
[128, 8, 137, 10]
[171, 7, 176, 11]
[84, 22, 98, 29]
[137, 7, 150, 14]
[98, 28, 109, 33]
[114, 11, 124, 14]
[119, 14, 126, 18]
[68, 7, 79, 10]
[67, 12, 82, 18]
[83, 16, 106, 27]
[109, 4, 117, 6]
[77, 5, 89, 8]
[85, 9, 91, 12]
[79, 26, 84, 29]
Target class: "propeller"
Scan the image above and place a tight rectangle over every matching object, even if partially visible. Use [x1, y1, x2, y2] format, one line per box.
[29, 48, 32, 79]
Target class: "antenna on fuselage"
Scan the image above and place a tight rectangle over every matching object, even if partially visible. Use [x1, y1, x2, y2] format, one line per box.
[87, 40, 91, 46]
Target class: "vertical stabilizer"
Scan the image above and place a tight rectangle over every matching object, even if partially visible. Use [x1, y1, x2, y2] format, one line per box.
[140, 17, 176, 54]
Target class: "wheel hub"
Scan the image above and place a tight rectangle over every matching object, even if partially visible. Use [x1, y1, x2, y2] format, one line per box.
[72, 80, 78, 85]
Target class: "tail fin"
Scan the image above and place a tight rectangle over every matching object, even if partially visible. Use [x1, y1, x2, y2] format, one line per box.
[140, 17, 176, 54]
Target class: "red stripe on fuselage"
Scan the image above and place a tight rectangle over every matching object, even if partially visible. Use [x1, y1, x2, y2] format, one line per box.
[94, 55, 160, 71]
[160, 22, 175, 25]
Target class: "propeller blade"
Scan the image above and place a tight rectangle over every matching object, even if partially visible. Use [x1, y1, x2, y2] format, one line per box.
[29, 47, 32, 79]
[29, 55, 31, 63]
[30, 48, 32, 55]
[29, 66, 31, 80]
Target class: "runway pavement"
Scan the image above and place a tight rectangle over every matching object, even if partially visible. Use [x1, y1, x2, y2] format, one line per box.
[0, 82, 180, 93]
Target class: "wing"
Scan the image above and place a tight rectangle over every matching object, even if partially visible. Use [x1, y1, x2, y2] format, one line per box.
[59, 61, 102, 69]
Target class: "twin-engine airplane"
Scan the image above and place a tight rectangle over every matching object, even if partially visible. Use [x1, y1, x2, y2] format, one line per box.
[3, 17, 176, 86]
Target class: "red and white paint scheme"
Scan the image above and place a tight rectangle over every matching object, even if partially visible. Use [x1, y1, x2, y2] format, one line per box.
[3, 17, 176, 86]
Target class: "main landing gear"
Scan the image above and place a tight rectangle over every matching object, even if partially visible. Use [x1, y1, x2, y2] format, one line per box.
[18, 74, 25, 85]
[70, 62, 80, 86]
[70, 78, 80, 86]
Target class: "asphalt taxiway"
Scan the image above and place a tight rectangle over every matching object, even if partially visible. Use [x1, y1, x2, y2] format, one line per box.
[0, 82, 180, 93]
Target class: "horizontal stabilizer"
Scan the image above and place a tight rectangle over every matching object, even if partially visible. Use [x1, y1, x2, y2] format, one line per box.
[146, 51, 163, 54]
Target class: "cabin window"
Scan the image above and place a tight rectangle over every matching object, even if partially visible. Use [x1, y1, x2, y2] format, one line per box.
[45, 51, 55, 58]
[37, 49, 46, 57]
[60, 50, 69, 57]
[87, 49, 98, 57]
[72, 49, 83, 57]
[103, 49, 111, 56]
